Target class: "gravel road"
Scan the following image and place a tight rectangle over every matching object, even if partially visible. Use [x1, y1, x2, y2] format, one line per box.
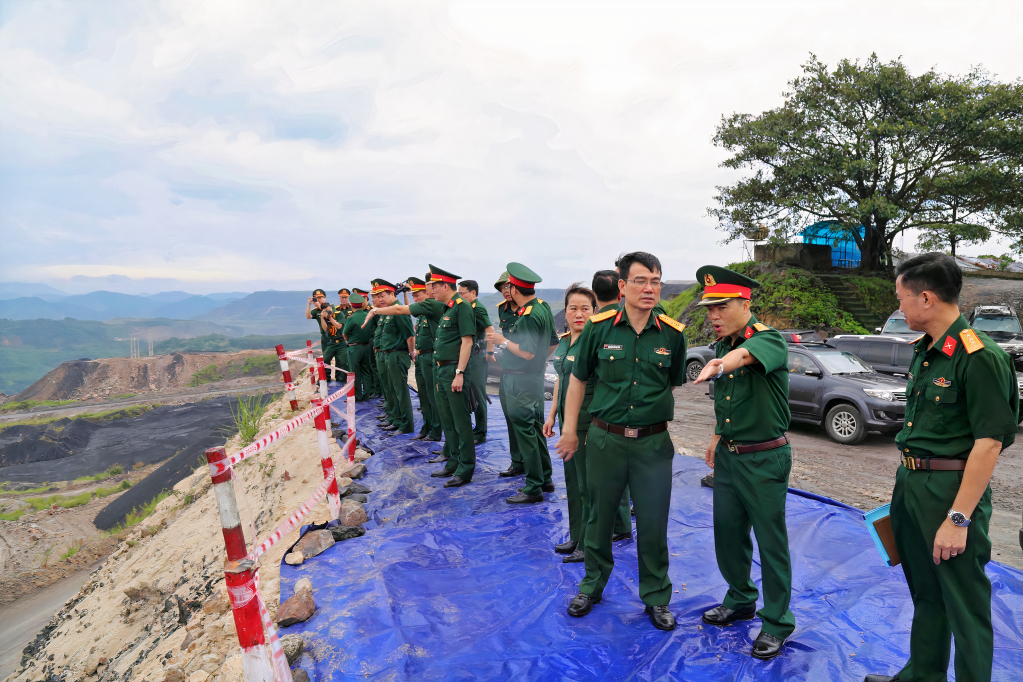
[668, 383, 1023, 570]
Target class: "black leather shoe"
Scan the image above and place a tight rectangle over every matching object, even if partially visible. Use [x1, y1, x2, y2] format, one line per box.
[863, 676, 898, 682]
[505, 492, 543, 504]
[703, 604, 756, 626]
[473, 436, 486, 444]
[645, 604, 676, 631]
[612, 532, 631, 542]
[432, 449, 444, 455]
[411, 433, 429, 440]
[563, 549, 584, 563]
[381, 425, 398, 432]
[444, 475, 471, 488]
[567, 593, 600, 617]
[751, 631, 785, 660]
[554, 540, 577, 554]
[428, 454, 450, 464]
[701, 472, 714, 488]
[424, 435, 441, 442]
[499, 467, 525, 478]
[542, 482, 555, 493]
[430, 469, 454, 478]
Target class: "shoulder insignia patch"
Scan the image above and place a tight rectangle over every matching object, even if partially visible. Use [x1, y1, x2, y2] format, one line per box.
[960, 328, 985, 354]
[658, 314, 686, 333]
[910, 334, 925, 344]
[753, 322, 770, 332]
[537, 299, 544, 304]
[589, 309, 617, 324]
[558, 331, 570, 338]
[496, 301, 506, 308]
[472, 301, 476, 308]
[523, 306, 532, 315]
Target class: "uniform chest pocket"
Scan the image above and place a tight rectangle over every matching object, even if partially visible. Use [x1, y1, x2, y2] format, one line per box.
[639, 347, 672, 369]
[597, 347, 627, 381]
[919, 384, 960, 433]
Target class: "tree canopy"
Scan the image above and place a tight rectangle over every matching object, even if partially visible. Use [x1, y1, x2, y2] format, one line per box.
[709, 54, 1023, 272]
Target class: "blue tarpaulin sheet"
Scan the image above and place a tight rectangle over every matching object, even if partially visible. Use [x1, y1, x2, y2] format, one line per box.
[279, 385, 1023, 680]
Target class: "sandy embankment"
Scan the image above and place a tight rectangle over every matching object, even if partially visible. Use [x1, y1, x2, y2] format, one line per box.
[8, 373, 367, 682]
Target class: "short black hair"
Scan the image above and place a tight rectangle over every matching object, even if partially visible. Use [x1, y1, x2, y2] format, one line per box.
[434, 280, 456, 291]
[895, 252, 962, 304]
[591, 270, 619, 302]
[510, 284, 535, 297]
[617, 251, 662, 281]
[458, 280, 479, 295]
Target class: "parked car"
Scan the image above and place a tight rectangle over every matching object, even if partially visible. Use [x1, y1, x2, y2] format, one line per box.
[965, 305, 1023, 365]
[875, 310, 920, 338]
[826, 335, 916, 377]
[486, 343, 557, 400]
[686, 330, 825, 382]
[711, 343, 908, 444]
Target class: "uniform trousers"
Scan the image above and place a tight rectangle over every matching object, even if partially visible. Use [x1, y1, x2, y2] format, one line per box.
[434, 363, 476, 480]
[891, 465, 993, 682]
[348, 346, 373, 401]
[322, 345, 348, 382]
[501, 373, 552, 496]
[414, 354, 442, 438]
[564, 428, 591, 547]
[712, 440, 795, 639]
[383, 351, 414, 433]
[375, 350, 394, 420]
[499, 373, 522, 471]
[468, 353, 488, 438]
[580, 428, 673, 605]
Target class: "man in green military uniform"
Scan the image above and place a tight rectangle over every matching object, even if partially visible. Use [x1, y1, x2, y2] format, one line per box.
[322, 288, 353, 381]
[864, 253, 1017, 682]
[371, 288, 396, 425]
[556, 252, 686, 631]
[458, 279, 494, 445]
[354, 287, 381, 399]
[305, 289, 330, 361]
[408, 277, 443, 442]
[691, 265, 794, 660]
[342, 295, 375, 401]
[364, 265, 477, 487]
[372, 279, 416, 434]
[488, 263, 556, 504]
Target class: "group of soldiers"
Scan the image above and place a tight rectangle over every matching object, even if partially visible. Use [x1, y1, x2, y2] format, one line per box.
[306, 252, 1012, 681]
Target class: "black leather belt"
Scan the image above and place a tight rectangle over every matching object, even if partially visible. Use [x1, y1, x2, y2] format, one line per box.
[436, 359, 458, 366]
[380, 349, 406, 353]
[901, 450, 969, 471]
[501, 369, 539, 376]
[591, 417, 667, 439]
[348, 342, 365, 346]
[726, 436, 789, 454]
[417, 349, 433, 354]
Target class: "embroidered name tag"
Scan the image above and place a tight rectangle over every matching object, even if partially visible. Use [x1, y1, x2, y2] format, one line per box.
[603, 344, 623, 350]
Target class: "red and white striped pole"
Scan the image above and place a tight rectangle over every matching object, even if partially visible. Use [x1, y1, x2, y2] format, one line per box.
[310, 399, 342, 520]
[206, 447, 274, 681]
[307, 340, 315, 387]
[275, 344, 298, 411]
[315, 357, 328, 400]
[346, 371, 357, 463]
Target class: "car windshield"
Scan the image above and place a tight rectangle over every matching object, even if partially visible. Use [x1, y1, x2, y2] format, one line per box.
[972, 315, 1022, 333]
[883, 317, 913, 333]
[810, 350, 875, 374]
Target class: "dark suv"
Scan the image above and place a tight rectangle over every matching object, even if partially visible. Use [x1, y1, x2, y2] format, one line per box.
[685, 330, 825, 382]
[966, 305, 1023, 365]
[826, 335, 916, 377]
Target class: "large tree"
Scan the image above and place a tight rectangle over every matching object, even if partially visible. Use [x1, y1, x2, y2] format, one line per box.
[708, 54, 1023, 272]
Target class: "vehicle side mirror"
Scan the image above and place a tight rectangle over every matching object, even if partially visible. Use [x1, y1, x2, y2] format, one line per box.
[874, 327, 882, 333]
[804, 368, 822, 377]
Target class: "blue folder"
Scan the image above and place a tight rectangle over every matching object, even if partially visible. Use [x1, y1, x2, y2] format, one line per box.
[864, 503, 900, 567]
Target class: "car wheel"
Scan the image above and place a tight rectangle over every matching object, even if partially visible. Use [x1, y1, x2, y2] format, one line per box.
[544, 391, 554, 401]
[686, 360, 704, 382]
[824, 403, 867, 444]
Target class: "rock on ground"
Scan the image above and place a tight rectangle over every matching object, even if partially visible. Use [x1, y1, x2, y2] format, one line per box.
[330, 525, 366, 542]
[340, 498, 368, 526]
[280, 633, 304, 663]
[276, 590, 315, 627]
[292, 529, 335, 559]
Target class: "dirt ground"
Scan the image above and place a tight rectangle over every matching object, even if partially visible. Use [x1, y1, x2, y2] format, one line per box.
[668, 383, 1023, 570]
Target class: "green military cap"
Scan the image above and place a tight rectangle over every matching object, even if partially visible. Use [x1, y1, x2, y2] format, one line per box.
[428, 264, 460, 285]
[370, 279, 397, 295]
[407, 277, 427, 292]
[349, 293, 366, 307]
[338, 288, 350, 295]
[494, 270, 510, 292]
[352, 287, 368, 295]
[312, 288, 326, 297]
[694, 265, 761, 306]
[506, 262, 542, 288]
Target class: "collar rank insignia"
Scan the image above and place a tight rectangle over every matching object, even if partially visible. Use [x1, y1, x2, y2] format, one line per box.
[744, 326, 754, 339]
[446, 300, 455, 308]
[941, 336, 957, 357]
[959, 328, 984, 354]
[657, 314, 685, 333]
[753, 322, 770, 332]
[654, 347, 671, 355]
[933, 377, 952, 388]
[704, 274, 717, 286]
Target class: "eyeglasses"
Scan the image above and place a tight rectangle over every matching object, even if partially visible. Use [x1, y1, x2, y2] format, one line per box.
[624, 278, 662, 288]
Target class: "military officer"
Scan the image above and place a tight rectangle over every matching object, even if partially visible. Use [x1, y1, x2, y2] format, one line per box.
[322, 288, 353, 381]
[354, 287, 381, 399]
[864, 253, 1017, 682]
[342, 295, 375, 401]
[691, 265, 794, 660]
[487, 263, 556, 504]
[408, 277, 443, 441]
[364, 265, 477, 487]
[555, 251, 686, 632]
[371, 288, 395, 425]
[458, 279, 495, 444]
[305, 289, 330, 359]
[372, 279, 416, 434]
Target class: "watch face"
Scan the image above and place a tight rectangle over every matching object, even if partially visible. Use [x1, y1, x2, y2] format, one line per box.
[950, 512, 967, 526]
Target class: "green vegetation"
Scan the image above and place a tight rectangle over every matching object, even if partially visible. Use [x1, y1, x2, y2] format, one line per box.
[979, 254, 1015, 271]
[0, 482, 57, 495]
[188, 363, 221, 386]
[41, 544, 55, 566]
[111, 393, 138, 400]
[60, 539, 83, 562]
[95, 480, 133, 498]
[231, 393, 273, 445]
[848, 276, 899, 320]
[155, 333, 310, 354]
[107, 491, 172, 533]
[75, 465, 124, 483]
[0, 405, 155, 433]
[0, 510, 26, 521]
[0, 398, 77, 413]
[240, 354, 279, 375]
[23, 480, 132, 512]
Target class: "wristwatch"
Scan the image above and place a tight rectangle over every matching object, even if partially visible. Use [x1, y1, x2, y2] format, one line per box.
[947, 508, 971, 527]
[486, 351, 495, 357]
[455, 368, 464, 375]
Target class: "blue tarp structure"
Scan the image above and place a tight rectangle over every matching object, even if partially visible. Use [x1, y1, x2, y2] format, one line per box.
[278, 385, 1023, 680]
[802, 221, 865, 269]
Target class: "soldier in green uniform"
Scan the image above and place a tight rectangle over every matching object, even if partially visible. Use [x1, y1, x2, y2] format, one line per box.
[372, 279, 416, 434]
[305, 289, 330, 361]
[487, 263, 556, 504]
[371, 288, 395, 425]
[408, 277, 443, 442]
[322, 288, 353, 381]
[458, 279, 495, 444]
[864, 254, 1017, 682]
[691, 265, 794, 660]
[354, 287, 381, 399]
[342, 295, 375, 401]
[543, 284, 597, 563]
[555, 252, 686, 632]
[364, 265, 477, 487]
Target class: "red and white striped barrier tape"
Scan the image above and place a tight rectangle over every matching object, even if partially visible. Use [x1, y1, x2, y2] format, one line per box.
[248, 477, 332, 562]
[285, 343, 318, 358]
[227, 572, 292, 682]
[208, 378, 354, 477]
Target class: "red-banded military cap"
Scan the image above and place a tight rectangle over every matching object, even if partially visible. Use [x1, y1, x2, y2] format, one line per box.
[407, 277, 427, 292]
[312, 288, 326, 297]
[695, 265, 760, 306]
[371, 279, 397, 294]
[428, 265, 460, 284]
[338, 288, 351, 295]
[349, 294, 365, 308]
[506, 262, 542, 288]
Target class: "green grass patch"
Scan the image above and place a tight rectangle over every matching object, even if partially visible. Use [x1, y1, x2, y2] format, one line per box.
[0, 483, 57, 495]
[60, 539, 83, 561]
[230, 393, 273, 445]
[75, 465, 124, 483]
[0, 405, 155, 434]
[0, 398, 77, 413]
[26, 491, 94, 511]
[240, 354, 279, 375]
[847, 275, 898, 319]
[94, 480, 132, 498]
[188, 364, 221, 387]
[0, 510, 26, 521]
[108, 491, 172, 533]
[111, 393, 138, 400]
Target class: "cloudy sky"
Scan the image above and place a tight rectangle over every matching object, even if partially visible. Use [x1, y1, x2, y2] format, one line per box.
[1, 0, 1021, 295]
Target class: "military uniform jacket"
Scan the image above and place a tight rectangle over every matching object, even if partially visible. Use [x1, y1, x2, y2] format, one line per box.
[408, 295, 476, 363]
[372, 314, 384, 350]
[500, 297, 555, 374]
[572, 308, 687, 426]
[414, 312, 435, 352]
[311, 307, 330, 347]
[712, 315, 790, 444]
[552, 333, 595, 431]
[470, 301, 492, 350]
[342, 310, 375, 345]
[496, 300, 518, 333]
[378, 312, 414, 352]
[895, 314, 1018, 458]
[331, 307, 352, 347]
